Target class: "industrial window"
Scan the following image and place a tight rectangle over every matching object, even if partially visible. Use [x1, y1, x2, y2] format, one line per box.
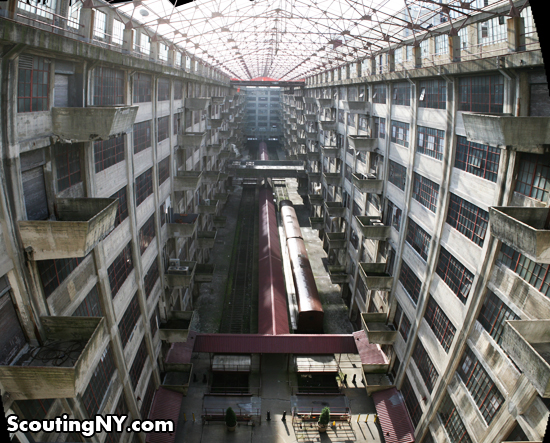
[478, 17, 507, 45]
[385, 199, 402, 231]
[55, 145, 82, 192]
[338, 109, 345, 123]
[174, 81, 183, 100]
[438, 393, 473, 443]
[160, 202, 167, 226]
[108, 243, 133, 298]
[72, 285, 102, 317]
[455, 136, 500, 183]
[94, 135, 125, 173]
[139, 215, 155, 255]
[478, 290, 519, 345]
[367, 192, 381, 211]
[347, 112, 355, 127]
[372, 84, 386, 104]
[82, 346, 116, 417]
[401, 375, 422, 427]
[158, 156, 170, 185]
[392, 82, 410, 106]
[17, 55, 50, 113]
[135, 168, 153, 207]
[459, 75, 504, 113]
[393, 303, 403, 330]
[112, 20, 124, 46]
[144, 258, 160, 299]
[390, 120, 409, 147]
[133, 73, 152, 103]
[140, 375, 156, 418]
[38, 257, 84, 298]
[67, 0, 81, 28]
[141, 34, 151, 56]
[420, 39, 429, 58]
[119, 293, 141, 348]
[457, 347, 504, 424]
[419, 79, 446, 109]
[93, 10, 107, 39]
[158, 78, 170, 101]
[399, 261, 422, 305]
[417, 126, 445, 160]
[412, 173, 440, 212]
[412, 340, 439, 393]
[447, 194, 489, 246]
[436, 247, 474, 303]
[424, 296, 456, 352]
[358, 114, 368, 131]
[399, 312, 411, 342]
[514, 153, 550, 202]
[406, 218, 432, 261]
[110, 186, 128, 228]
[15, 399, 54, 422]
[394, 47, 403, 65]
[150, 304, 160, 337]
[133, 120, 152, 154]
[434, 34, 449, 55]
[129, 338, 148, 389]
[388, 160, 407, 191]
[350, 229, 359, 250]
[158, 44, 169, 62]
[93, 67, 124, 106]
[373, 116, 386, 139]
[498, 244, 550, 298]
[157, 116, 170, 143]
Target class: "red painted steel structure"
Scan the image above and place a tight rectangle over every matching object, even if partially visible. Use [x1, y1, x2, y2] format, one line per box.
[372, 387, 415, 443]
[258, 186, 290, 334]
[146, 387, 183, 443]
[259, 140, 269, 161]
[280, 200, 324, 333]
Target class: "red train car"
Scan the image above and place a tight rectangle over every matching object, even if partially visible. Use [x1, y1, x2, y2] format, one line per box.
[280, 200, 324, 333]
[258, 186, 289, 335]
[259, 141, 269, 161]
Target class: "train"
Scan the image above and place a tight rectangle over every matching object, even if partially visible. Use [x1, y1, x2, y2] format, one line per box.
[280, 200, 324, 333]
[259, 140, 269, 161]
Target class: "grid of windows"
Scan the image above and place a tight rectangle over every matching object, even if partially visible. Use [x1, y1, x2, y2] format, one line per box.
[112, 19, 124, 46]
[514, 153, 550, 202]
[436, 247, 474, 303]
[135, 168, 153, 206]
[388, 160, 407, 191]
[399, 313, 411, 342]
[455, 136, 500, 183]
[139, 215, 155, 255]
[447, 194, 489, 246]
[406, 218, 431, 261]
[392, 82, 410, 106]
[459, 75, 504, 113]
[144, 259, 160, 298]
[158, 78, 170, 101]
[174, 81, 183, 100]
[38, 257, 83, 298]
[15, 399, 54, 422]
[412, 173, 439, 212]
[457, 347, 504, 424]
[160, 202, 167, 227]
[119, 293, 141, 348]
[417, 126, 445, 160]
[133, 73, 152, 103]
[93, 67, 124, 106]
[18, 55, 50, 113]
[372, 84, 386, 104]
[140, 375, 156, 418]
[438, 394, 473, 443]
[399, 261, 422, 304]
[108, 243, 133, 298]
[150, 304, 160, 337]
[56, 145, 82, 191]
[419, 79, 447, 109]
[129, 338, 148, 389]
[434, 34, 449, 54]
[390, 120, 410, 147]
[385, 199, 402, 231]
[94, 135, 125, 173]
[401, 375, 422, 427]
[133, 120, 152, 154]
[158, 156, 170, 185]
[478, 290, 519, 345]
[157, 116, 170, 143]
[373, 116, 386, 139]
[412, 340, 439, 393]
[424, 297, 456, 352]
[93, 9, 107, 39]
[72, 285, 102, 317]
[82, 346, 116, 417]
[110, 186, 129, 228]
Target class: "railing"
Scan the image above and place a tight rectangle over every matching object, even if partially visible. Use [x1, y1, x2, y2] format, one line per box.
[209, 386, 261, 396]
[290, 385, 342, 395]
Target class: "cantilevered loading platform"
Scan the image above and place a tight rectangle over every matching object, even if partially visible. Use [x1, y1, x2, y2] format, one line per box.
[227, 160, 307, 179]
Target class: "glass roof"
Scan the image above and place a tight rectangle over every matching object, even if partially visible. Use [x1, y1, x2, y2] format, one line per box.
[109, 0, 513, 80]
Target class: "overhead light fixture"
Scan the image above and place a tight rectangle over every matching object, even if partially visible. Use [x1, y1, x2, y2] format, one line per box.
[139, 9, 149, 17]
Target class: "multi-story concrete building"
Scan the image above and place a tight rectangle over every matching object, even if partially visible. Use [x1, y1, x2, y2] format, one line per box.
[244, 86, 282, 139]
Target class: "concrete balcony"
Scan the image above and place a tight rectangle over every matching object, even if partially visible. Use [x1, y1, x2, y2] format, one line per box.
[162, 363, 193, 396]
[218, 129, 231, 137]
[218, 172, 229, 181]
[501, 319, 550, 397]
[213, 216, 227, 228]
[462, 114, 550, 153]
[196, 231, 217, 248]
[197, 199, 219, 214]
[287, 155, 297, 160]
[206, 144, 222, 156]
[201, 171, 220, 185]
[306, 130, 317, 140]
[339, 100, 371, 114]
[326, 232, 346, 249]
[324, 201, 346, 217]
[296, 154, 308, 162]
[316, 98, 334, 108]
[219, 150, 236, 160]
[297, 137, 307, 144]
[323, 172, 342, 187]
[309, 217, 324, 230]
[178, 132, 206, 148]
[307, 152, 321, 162]
[352, 173, 384, 194]
[174, 171, 202, 191]
[305, 114, 317, 121]
[359, 263, 393, 291]
[185, 97, 211, 110]
[168, 213, 199, 238]
[361, 313, 397, 345]
[52, 106, 138, 143]
[210, 118, 223, 129]
[18, 198, 118, 260]
[0, 317, 107, 400]
[354, 216, 391, 240]
[319, 120, 337, 131]
[159, 311, 196, 342]
[362, 373, 394, 396]
[221, 112, 231, 120]
[489, 207, 550, 263]
[289, 117, 297, 123]
[165, 261, 196, 288]
[214, 192, 228, 204]
[347, 135, 378, 152]
[194, 264, 215, 283]
[303, 97, 317, 104]
[328, 265, 349, 284]
[309, 194, 324, 206]
[211, 97, 226, 105]
[321, 147, 340, 158]
[308, 171, 322, 182]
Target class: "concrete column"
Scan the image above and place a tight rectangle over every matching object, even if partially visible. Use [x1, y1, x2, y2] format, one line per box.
[356, 62, 362, 78]
[123, 28, 133, 53]
[168, 48, 175, 67]
[507, 16, 526, 52]
[388, 50, 395, 73]
[150, 41, 159, 61]
[370, 57, 376, 74]
[79, 5, 93, 41]
[449, 34, 461, 62]
[413, 44, 422, 68]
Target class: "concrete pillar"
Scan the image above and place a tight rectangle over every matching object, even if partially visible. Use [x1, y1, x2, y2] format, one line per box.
[413, 44, 422, 68]
[150, 41, 159, 61]
[79, 5, 93, 41]
[370, 57, 376, 75]
[168, 48, 175, 67]
[449, 34, 461, 62]
[356, 61, 362, 78]
[508, 16, 525, 52]
[123, 28, 133, 53]
[388, 50, 395, 73]
[345, 64, 350, 80]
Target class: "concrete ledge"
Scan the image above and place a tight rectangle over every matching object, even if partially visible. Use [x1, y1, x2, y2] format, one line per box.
[185, 98, 211, 110]
[324, 201, 346, 217]
[159, 311, 196, 343]
[354, 216, 390, 240]
[165, 262, 197, 288]
[352, 173, 383, 194]
[359, 263, 393, 291]
[347, 135, 378, 152]
[361, 313, 397, 345]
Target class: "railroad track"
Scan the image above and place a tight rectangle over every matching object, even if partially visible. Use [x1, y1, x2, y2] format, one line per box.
[272, 179, 289, 205]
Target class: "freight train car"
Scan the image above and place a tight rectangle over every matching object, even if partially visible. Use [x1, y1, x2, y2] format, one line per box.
[259, 140, 269, 161]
